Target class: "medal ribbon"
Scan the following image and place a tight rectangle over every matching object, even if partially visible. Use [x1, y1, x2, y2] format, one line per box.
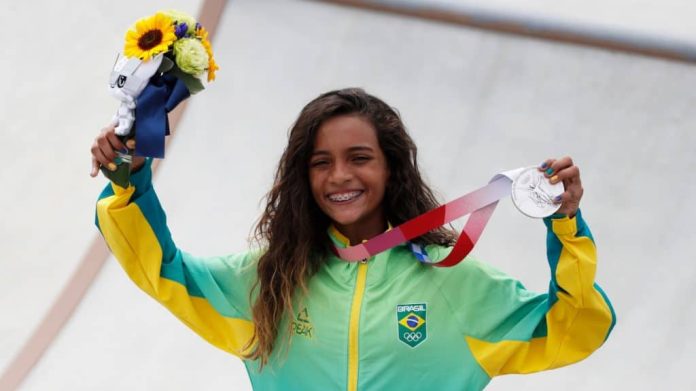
[331, 170, 525, 267]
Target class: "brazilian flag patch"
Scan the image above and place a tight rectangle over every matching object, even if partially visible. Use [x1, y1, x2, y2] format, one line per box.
[396, 303, 427, 348]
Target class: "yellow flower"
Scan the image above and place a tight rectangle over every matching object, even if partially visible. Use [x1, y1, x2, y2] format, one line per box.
[207, 56, 219, 82]
[196, 26, 218, 82]
[124, 13, 176, 61]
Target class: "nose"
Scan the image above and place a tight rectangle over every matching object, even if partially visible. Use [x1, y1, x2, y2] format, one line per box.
[328, 161, 353, 185]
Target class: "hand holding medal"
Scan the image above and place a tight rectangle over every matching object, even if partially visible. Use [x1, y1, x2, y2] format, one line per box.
[91, 10, 218, 187]
[537, 156, 583, 218]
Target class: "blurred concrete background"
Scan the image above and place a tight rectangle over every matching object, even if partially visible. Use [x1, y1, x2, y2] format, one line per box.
[1, 0, 695, 390]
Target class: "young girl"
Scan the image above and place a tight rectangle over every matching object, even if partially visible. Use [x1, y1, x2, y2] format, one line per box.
[91, 88, 615, 390]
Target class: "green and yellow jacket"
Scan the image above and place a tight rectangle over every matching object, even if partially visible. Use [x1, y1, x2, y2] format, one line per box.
[95, 159, 615, 390]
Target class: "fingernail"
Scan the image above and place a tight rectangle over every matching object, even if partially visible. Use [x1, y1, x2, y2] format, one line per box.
[126, 139, 136, 149]
[550, 175, 559, 184]
[545, 168, 554, 176]
[554, 195, 562, 203]
[107, 162, 117, 171]
[540, 162, 548, 169]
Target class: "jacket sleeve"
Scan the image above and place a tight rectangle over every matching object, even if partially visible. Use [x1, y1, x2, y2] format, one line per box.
[95, 158, 256, 357]
[446, 210, 616, 377]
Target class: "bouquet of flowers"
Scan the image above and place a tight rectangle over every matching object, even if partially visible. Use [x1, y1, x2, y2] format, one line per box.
[104, 10, 218, 186]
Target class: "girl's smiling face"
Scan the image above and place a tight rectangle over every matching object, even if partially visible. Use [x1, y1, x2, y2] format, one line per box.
[309, 115, 390, 244]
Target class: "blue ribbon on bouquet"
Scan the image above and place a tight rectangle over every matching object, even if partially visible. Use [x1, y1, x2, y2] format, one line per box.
[134, 73, 191, 158]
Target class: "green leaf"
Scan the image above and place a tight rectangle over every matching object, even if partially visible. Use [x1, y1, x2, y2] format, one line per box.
[169, 64, 205, 95]
[157, 56, 175, 74]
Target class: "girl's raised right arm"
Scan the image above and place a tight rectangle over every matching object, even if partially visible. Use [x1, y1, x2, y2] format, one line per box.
[92, 125, 256, 357]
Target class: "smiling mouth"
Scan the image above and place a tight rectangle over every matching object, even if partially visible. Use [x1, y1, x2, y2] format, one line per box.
[327, 190, 364, 203]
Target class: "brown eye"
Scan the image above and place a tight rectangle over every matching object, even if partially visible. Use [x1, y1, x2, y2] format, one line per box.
[310, 160, 328, 168]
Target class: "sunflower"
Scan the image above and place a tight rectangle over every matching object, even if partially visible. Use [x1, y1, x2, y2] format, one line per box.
[124, 13, 176, 61]
[196, 25, 219, 82]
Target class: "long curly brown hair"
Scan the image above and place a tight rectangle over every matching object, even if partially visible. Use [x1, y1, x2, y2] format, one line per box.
[245, 88, 457, 367]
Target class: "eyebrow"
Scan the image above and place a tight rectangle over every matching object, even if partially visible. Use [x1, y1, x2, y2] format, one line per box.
[312, 145, 375, 156]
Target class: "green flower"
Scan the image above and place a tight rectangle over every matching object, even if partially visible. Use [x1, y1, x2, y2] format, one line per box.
[173, 38, 209, 76]
[162, 9, 196, 35]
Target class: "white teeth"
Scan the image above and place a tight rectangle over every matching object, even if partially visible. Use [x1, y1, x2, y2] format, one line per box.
[328, 191, 362, 202]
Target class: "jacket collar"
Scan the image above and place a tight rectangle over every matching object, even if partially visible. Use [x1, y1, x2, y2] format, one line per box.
[323, 223, 409, 287]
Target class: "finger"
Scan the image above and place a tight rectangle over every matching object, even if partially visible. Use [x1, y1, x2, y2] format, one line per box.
[554, 183, 583, 203]
[90, 157, 99, 177]
[552, 190, 568, 204]
[565, 166, 582, 187]
[538, 158, 556, 174]
[97, 136, 118, 161]
[92, 145, 116, 171]
[549, 165, 579, 185]
[105, 130, 126, 151]
[546, 156, 573, 177]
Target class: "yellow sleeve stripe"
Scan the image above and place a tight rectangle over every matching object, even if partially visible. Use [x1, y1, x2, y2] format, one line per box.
[466, 289, 613, 376]
[159, 279, 256, 357]
[466, 216, 614, 377]
[96, 184, 255, 357]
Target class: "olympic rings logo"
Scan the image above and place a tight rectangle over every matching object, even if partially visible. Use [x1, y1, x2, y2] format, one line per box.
[403, 332, 423, 342]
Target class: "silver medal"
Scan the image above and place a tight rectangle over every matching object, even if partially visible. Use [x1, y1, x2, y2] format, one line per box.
[510, 167, 564, 218]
